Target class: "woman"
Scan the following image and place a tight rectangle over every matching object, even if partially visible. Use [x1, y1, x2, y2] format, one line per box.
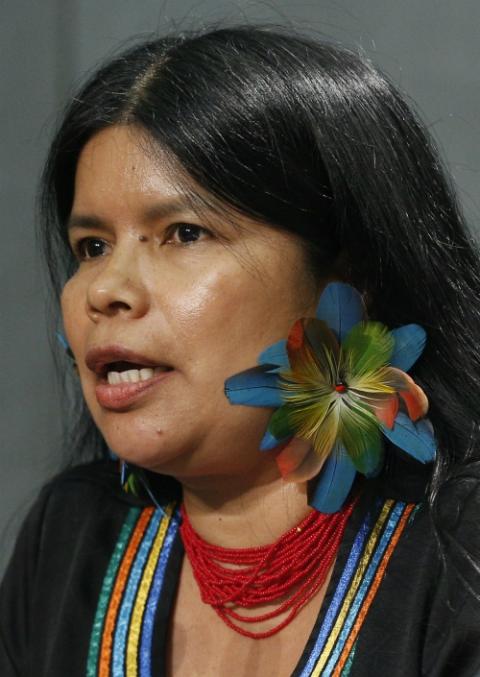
[1, 25, 480, 676]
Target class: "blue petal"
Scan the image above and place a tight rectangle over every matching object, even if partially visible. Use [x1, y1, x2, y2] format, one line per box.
[258, 339, 289, 368]
[259, 429, 291, 451]
[315, 283, 364, 341]
[307, 444, 357, 513]
[224, 366, 283, 408]
[381, 412, 436, 463]
[390, 324, 426, 371]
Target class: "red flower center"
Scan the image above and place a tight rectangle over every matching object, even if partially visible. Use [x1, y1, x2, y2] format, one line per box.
[334, 383, 347, 393]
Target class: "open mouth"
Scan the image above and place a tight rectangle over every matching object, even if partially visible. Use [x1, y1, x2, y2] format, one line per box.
[94, 360, 175, 410]
[101, 362, 173, 385]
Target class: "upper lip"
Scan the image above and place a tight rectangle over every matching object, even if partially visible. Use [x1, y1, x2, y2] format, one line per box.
[85, 345, 171, 377]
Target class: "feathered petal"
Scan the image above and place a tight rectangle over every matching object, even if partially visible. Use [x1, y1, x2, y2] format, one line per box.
[277, 444, 327, 483]
[268, 405, 295, 440]
[363, 444, 385, 478]
[339, 395, 382, 473]
[259, 429, 291, 451]
[357, 441, 384, 477]
[385, 367, 429, 420]
[275, 437, 312, 479]
[390, 324, 426, 371]
[258, 339, 289, 369]
[286, 319, 307, 371]
[307, 444, 357, 513]
[347, 366, 396, 396]
[369, 394, 399, 429]
[224, 366, 282, 408]
[303, 318, 340, 372]
[286, 318, 339, 383]
[279, 404, 339, 482]
[381, 412, 436, 462]
[283, 391, 338, 454]
[316, 282, 365, 341]
[342, 322, 394, 377]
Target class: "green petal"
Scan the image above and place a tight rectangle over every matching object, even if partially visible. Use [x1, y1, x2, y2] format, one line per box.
[338, 394, 382, 473]
[341, 322, 394, 378]
[268, 405, 295, 439]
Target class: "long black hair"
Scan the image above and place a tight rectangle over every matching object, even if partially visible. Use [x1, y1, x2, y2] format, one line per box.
[40, 25, 480, 588]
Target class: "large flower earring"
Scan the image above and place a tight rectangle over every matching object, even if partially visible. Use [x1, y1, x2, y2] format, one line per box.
[224, 283, 436, 513]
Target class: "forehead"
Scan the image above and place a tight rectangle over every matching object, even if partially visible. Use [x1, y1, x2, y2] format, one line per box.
[71, 125, 224, 233]
[74, 125, 183, 204]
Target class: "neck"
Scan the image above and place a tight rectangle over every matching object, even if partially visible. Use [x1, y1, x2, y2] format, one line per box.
[179, 458, 311, 549]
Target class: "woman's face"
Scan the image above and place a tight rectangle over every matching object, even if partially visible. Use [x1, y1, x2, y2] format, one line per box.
[62, 125, 324, 482]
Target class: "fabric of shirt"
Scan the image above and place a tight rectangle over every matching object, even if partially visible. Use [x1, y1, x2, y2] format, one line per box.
[1, 459, 479, 677]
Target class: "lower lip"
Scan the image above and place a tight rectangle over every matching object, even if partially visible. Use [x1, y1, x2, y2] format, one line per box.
[95, 370, 174, 410]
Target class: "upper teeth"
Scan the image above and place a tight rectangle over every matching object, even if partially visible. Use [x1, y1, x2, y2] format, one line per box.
[107, 367, 167, 385]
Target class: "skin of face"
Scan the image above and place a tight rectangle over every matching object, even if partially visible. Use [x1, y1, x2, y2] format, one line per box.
[61, 125, 326, 489]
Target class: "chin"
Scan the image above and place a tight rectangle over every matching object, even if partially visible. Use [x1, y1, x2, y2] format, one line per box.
[98, 417, 199, 474]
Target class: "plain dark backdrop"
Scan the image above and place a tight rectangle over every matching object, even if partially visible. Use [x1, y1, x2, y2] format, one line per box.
[1, 0, 479, 574]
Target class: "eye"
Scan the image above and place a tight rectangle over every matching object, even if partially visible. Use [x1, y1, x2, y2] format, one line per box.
[73, 237, 109, 260]
[165, 223, 211, 245]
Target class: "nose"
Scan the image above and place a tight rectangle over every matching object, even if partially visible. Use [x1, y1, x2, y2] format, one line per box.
[86, 249, 150, 322]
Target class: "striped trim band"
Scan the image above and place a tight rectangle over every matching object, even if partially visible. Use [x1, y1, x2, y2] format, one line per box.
[300, 499, 415, 677]
[87, 498, 413, 676]
[86, 503, 179, 677]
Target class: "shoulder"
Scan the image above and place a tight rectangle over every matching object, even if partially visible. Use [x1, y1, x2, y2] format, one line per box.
[433, 460, 480, 534]
[386, 459, 480, 603]
[431, 461, 480, 600]
[0, 461, 165, 676]
[36, 457, 176, 517]
[42, 458, 129, 502]
[420, 463, 480, 675]
[18, 461, 128, 535]
[350, 470, 480, 676]
[2, 460, 148, 583]
[8, 460, 183, 574]
[0, 460, 153, 617]
[370, 452, 480, 582]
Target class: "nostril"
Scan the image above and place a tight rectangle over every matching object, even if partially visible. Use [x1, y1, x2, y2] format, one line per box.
[86, 266, 150, 320]
[107, 300, 133, 311]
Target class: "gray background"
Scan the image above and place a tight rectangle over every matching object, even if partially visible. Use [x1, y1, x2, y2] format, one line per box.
[1, 0, 479, 572]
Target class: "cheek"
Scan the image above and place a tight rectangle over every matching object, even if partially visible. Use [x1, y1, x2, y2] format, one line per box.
[61, 278, 78, 336]
[60, 276, 88, 352]
[162, 268, 290, 380]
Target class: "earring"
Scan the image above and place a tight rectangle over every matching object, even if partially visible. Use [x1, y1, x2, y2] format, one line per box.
[56, 331, 78, 371]
[224, 282, 436, 513]
[120, 461, 167, 517]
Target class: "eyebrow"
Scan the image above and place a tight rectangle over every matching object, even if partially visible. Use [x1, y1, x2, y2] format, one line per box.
[66, 196, 205, 231]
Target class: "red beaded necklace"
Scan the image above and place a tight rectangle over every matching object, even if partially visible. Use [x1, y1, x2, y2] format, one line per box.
[179, 498, 356, 639]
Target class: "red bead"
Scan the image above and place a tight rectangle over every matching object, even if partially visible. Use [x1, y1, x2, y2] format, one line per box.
[179, 496, 357, 639]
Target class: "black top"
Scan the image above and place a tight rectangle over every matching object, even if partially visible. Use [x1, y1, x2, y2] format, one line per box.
[1, 459, 480, 677]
